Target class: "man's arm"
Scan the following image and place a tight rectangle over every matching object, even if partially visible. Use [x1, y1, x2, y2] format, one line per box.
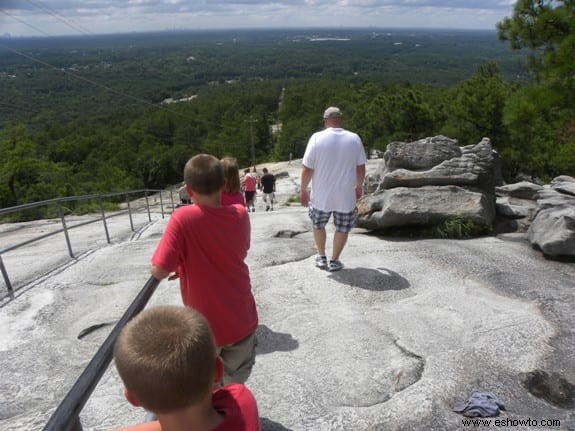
[300, 166, 313, 207]
[355, 164, 366, 200]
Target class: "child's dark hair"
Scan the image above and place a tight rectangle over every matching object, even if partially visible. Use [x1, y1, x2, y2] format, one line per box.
[184, 154, 224, 195]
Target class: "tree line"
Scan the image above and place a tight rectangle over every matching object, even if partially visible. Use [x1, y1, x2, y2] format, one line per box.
[1, 2, 573, 217]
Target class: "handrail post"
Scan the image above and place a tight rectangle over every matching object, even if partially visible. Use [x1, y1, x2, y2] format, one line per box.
[169, 190, 175, 212]
[144, 192, 151, 222]
[159, 192, 165, 219]
[126, 194, 134, 232]
[58, 202, 75, 259]
[98, 196, 111, 244]
[0, 255, 14, 299]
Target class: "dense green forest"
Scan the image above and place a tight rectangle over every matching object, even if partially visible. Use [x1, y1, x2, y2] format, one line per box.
[1, 6, 574, 214]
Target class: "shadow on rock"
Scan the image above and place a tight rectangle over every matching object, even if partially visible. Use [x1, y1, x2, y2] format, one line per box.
[274, 229, 307, 238]
[256, 324, 299, 355]
[260, 417, 294, 431]
[329, 267, 410, 291]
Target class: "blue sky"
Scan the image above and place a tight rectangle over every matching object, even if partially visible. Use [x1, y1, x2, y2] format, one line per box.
[1, 0, 517, 37]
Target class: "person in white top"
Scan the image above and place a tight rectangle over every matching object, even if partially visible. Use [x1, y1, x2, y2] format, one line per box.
[300, 107, 367, 272]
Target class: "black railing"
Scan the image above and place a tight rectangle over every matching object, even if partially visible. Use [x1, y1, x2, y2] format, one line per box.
[0, 189, 176, 298]
[42, 276, 161, 431]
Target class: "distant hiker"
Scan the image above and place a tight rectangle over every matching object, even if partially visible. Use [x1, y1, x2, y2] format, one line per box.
[254, 167, 262, 191]
[114, 305, 261, 431]
[221, 157, 246, 207]
[300, 106, 366, 272]
[150, 154, 258, 385]
[260, 167, 276, 211]
[242, 168, 257, 212]
[178, 182, 192, 205]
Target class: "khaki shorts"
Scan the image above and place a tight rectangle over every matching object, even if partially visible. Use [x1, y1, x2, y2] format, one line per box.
[216, 331, 257, 384]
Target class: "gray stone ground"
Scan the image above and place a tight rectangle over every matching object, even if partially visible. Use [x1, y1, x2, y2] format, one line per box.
[1, 160, 574, 431]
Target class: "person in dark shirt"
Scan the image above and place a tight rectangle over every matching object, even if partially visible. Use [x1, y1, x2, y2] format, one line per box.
[260, 167, 276, 211]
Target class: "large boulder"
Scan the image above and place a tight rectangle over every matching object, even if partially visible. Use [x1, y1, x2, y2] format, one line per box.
[528, 177, 575, 257]
[383, 135, 462, 172]
[381, 138, 497, 192]
[496, 181, 543, 200]
[495, 196, 536, 219]
[551, 175, 575, 197]
[358, 136, 496, 232]
[357, 186, 495, 230]
[493, 181, 542, 233]
[365, 135, 460, 194]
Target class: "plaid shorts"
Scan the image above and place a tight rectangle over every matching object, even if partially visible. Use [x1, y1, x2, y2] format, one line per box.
[308, 205, 357, 233]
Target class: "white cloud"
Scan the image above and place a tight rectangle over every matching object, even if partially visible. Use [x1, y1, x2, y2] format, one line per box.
[0, 0, 516, 37]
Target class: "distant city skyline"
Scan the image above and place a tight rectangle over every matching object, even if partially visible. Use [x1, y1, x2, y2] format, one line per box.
[0, 1, 516, 38]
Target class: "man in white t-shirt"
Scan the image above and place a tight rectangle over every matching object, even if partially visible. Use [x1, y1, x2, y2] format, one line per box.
[300, 107, 367, 272]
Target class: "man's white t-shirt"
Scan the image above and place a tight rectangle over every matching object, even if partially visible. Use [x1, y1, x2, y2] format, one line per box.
[302, 127, 367, 212]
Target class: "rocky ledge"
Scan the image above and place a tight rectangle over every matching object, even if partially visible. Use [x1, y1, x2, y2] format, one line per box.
[358, 135, 575, 258]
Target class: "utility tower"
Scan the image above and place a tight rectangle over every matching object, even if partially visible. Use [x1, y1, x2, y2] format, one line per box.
[245, 116, 258, 169]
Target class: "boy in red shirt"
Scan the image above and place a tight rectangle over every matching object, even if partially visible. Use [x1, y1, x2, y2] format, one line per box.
[150, 154, 258, 384]
[113, 305, 260, 431]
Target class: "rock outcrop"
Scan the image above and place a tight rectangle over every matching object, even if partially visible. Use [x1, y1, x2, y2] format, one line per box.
[356, 135, 573, 257]
[357, 136, 497, 232]
[528, 176, 575, 257]
[493, 181, 542, 233]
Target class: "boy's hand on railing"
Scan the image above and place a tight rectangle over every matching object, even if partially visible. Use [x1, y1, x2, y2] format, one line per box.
[150, 264, 171, 281]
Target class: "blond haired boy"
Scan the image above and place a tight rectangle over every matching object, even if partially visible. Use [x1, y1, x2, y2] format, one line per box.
[113, 305, 260, 431]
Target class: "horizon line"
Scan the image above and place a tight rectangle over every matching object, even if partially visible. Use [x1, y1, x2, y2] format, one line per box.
[0, 26, 498, 40]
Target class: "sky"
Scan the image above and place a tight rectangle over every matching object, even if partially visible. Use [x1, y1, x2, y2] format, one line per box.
[0, 0, 517, 38]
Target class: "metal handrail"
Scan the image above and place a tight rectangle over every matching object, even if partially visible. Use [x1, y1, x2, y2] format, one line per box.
[42, 276, 161, 431]
[0, 189, 166, 216]
[0, 188, 176, 298]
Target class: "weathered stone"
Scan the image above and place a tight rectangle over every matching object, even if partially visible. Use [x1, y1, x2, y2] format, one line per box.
[360, 136, 496, 234]
[522, 370, 575, 409]
[552, 175, 575, 183]
[496, 181, 543, 200]
[361, 136, 463, 194]
[496, 196, 536, 219]
[551, 176, 575, 197]
[528, 188, 575, 257]
[357, 186, 495, 230]
[383, 135, 461, 172]
[379, 138, 495, 191]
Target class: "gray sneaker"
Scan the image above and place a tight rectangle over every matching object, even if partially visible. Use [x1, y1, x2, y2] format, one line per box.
[314, 255, 328, 269]
[328, 260, 344, 272]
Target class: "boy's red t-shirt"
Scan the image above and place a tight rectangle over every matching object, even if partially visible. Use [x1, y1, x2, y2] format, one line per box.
[212, 384, 261, 430]
[151, 203, 257, 346]
[113, 384, 261, 431]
